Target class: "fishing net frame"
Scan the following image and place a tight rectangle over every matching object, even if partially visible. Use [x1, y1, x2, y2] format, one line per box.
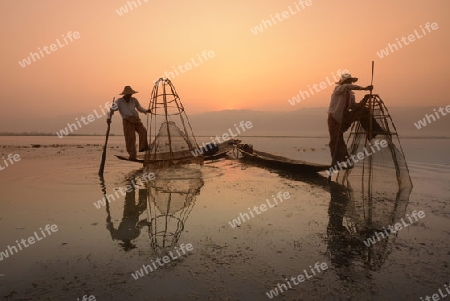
[337, 94, 412, 189]
[335, 94, 413, 250]
[145, 78, 203, 168]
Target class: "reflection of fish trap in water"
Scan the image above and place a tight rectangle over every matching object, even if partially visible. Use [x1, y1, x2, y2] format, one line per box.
[337, 94, 412, 234]
[146, 167, 203, 253]
[145, 78, 203, 168]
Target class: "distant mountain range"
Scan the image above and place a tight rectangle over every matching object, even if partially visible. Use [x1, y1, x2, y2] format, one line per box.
[1, 107, 449, 138]
[188, 107, 449, 138]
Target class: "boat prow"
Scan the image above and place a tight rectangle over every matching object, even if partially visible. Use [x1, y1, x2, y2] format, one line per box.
[237, 144, 330, 173]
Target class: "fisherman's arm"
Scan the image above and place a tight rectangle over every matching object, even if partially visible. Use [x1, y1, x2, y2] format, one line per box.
[134, 99, 151, 114]
[347, 84, 373, 91]
[346, 85, 373, 110]
[107, 100, 120, 123]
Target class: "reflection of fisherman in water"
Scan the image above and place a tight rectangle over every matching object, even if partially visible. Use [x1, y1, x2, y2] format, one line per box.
[327, 183, 411, 285]
[106, 178, 148, 251]
[101, 167, 205, 254]
[147, 167, 204, 254]
[327, 184, 368, 281]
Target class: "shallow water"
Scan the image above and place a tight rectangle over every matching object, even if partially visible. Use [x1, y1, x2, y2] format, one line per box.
[0, 136, 448, 300]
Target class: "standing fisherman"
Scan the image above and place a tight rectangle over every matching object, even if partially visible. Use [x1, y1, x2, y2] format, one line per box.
[107, 86, 151, 160]
[327, 73, 385, 168]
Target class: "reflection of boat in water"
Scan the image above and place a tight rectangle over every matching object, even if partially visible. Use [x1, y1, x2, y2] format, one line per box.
[237, 143, 330, 173]
[100, 166, 203, 254]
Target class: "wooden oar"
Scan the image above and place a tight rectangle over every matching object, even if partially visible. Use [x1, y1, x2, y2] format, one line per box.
[370, 60, 374, 95]
[98, 97, 115, 176]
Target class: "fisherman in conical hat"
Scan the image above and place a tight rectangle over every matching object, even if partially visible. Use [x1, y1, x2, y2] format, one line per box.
[108, 86, 151, 160]
[327, 73, 385, 167]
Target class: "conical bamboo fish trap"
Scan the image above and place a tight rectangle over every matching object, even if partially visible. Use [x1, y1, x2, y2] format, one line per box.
[145, 78, 203, 168]
[336, 94, 413, 233]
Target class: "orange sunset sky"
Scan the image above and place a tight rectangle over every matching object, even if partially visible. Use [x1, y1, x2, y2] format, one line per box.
[1, 0, 449, 132]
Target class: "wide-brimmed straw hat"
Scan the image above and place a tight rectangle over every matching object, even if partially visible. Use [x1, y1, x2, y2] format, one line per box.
[336, 73, 358, 84]
[120, 86, 138, 95]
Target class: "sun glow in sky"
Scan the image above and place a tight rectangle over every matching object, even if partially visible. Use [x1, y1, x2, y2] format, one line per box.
[1, 0, 449, 131]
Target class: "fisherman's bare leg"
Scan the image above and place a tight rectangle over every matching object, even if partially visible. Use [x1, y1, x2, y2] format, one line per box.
[123, 118, 137, 159]
[135, 120, 148, 152]
[328, 114, 348, 166]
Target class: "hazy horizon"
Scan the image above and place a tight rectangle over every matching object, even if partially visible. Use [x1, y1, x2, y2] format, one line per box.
[1, 106, 448, 138]
[2, 1, 449, 136]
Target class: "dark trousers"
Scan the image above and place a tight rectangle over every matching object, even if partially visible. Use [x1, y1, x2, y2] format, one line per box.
[328, 106, 383, 165]
[122, 116, 148, 159]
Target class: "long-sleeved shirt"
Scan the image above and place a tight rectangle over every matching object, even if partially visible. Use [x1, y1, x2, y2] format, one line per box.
[328, 84, 364, 123]
[109, 97, 147, 119]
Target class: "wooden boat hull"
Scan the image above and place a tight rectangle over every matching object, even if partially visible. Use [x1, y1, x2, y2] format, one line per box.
[237, 146, 330, 173]
[202, 139, 240, 160]
[115, 139, 240, 164]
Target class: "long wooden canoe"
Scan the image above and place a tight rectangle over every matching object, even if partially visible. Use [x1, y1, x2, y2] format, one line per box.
[237, 144, 330, 173]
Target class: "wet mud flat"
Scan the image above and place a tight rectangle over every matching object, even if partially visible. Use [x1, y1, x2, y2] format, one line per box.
[0, 144, 448, 300]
